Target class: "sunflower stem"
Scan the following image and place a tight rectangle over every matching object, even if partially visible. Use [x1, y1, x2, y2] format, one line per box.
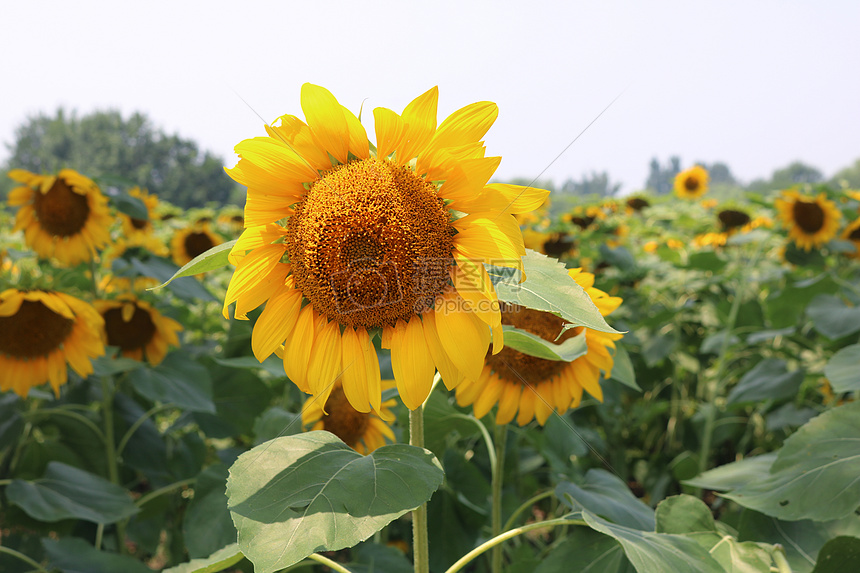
[100, 376, 127, 554]
[443, 517, 585, 573]
[491, 423, 508, 573]
[697, 241, 765, 477]
[89, 256, 100, 298]
[308, 552, 355, 572]
[409, 404, 429, 573]
[0, 545, 50, 573]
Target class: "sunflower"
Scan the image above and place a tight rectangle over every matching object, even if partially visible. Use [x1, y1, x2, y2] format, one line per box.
[223, 84, 549, 414]
[94, 295, 182, 365]
[171, 223, 223, 267]
[774, 190, 842, 251]
[0, 289, 105, 397]
[6, 169, 112, 265]
[454, 269, 622, 426]
[625, 196, 650, 214]
[717, 209, 751, 233]
[841, 217, 860, 259]
[674, 166, 709, 199]
[118, 187, 167, 254]
[302, 381, 397, 454]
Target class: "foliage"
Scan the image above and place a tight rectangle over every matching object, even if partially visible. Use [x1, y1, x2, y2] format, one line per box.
[1, 108, 239, 207]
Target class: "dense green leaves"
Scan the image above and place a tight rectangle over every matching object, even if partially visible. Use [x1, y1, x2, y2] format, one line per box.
[226, 432, 444, 573]
[806, 294, 860, 339]
[8, 462, 138, 524]
[162, 544, 244, 573]
[43, 537, 154, 573]
[811, 537, 860, 573]
[129, 351, 215, 413]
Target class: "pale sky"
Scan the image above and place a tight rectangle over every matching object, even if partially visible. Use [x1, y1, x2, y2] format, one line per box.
[2, 1, 858, 194]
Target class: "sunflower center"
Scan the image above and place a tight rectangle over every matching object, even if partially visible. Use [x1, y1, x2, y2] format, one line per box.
[486, 304, 581, 385]
[542, 233, 575, 258]
[792, 200, 825, 233]
[321, 386, 371, 448]
[287, 158, 454, 328]
[849, 227, 860, 241]
[571, 216, 595, 230]
[103, 304, 157, 351]
[0, 299, 75, 358]
[718, 209, 751, 232]
[32, 178, 91, 237]
[183, 232, 215, 260]
[684, 176, 700, 192]
[626, 197, 649, 212]
[130, 217, 149, 230]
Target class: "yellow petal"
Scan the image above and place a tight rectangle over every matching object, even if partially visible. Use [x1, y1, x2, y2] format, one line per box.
[373, 107, 403, 161]
[390, 316, 436, 410]
[340, 327, 374, 413]
[397, 86, 438, 164]
[265, 114, 331, 171]
[421, 309, 464, 390]
[342, 105, 369, 160]
[301, 83, 349, 165]
[307, 317, 343, 406]
[283, 305, 315, 393]
[223, 244, 285, 318]
[472, 374, 504, 419]
[496, 381, 521, 425]
[454, 183, 550, 215]
[425, 101, 498, 156]
[251, 288, 302, 362]
[433, 291, 490, 382]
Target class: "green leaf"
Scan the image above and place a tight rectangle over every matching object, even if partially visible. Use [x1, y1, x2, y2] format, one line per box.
[349, 541, 414, 573]
[557, 469, 655, 531]
[738, 510, 860, 573]
[8, 461, 138, 524]
[129, 352, 215, 413]
[212, 355, 286, 378]
[686, 251, 727, 272]
[205, 360, 274, 436]
[226, 431, 444, 573]
[487, 250, 620, 334]
[252, 406, 303, 445]
[149, 239, 236, 290]
[0, 393, 24, 451]
[535, 526, 633, 573]
[811, 536, 860, 573]
[162, 543, 245, 573]
[582, 509, 724, 573]
[502, 325, 587, 361]
[746, 326, 796, 344]
[183, 464, 236, 559]
[130, 256, 215, 302]
[43, 537, 154, 573]
[766, 274, 839, 329]
[683, 454, 777, 491]
[806, 294, 860, 339]
[824, 344, 860, 393]
[110, 191, 149, 221]
[655, 496, 773, 573]
[609, 344, 639, 391]
[726, 359, 804, 405]
[423, 390, 482, 458]
[724, 401, 860, 521]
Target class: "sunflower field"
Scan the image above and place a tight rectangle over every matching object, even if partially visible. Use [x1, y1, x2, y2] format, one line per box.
[1, 85, 859, 573]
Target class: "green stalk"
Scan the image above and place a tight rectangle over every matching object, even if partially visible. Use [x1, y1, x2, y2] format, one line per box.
[308, 552, 355, 572]
[502, 490, 554, 532]
[444, 517, 585, 573]
[697, 242, 765, 476]
[772, 544, 793, 573]
[409, 405, 429, 573]
[135, 478, 196, 508]
[491, 423, 508, 573]
[0, 545, 50, 573]
[100, 377, 127, 554]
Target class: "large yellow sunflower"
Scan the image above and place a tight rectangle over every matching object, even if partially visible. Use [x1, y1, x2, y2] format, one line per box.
[674, 166, 709, 199]
[6, 169, 112, 265]
[223, 84, 549, 414]
[171, 223, 223, 267]
[774, 190, 842, 251]
[841, 217, 860, 259]
[302, 381, 397, 454]
[0, 289, 105, 397]
[454, 269, 622, 426]
[94, 295, 182, 365]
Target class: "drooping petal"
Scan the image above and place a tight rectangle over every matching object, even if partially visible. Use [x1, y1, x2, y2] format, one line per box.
[421, 309, 464, 390]
[307, 317, 344, 407]
[282, 305, 316, 393]
[433, 290, 490, 382]
[251, 287, 302, 362]
[390, 316, 436, 410]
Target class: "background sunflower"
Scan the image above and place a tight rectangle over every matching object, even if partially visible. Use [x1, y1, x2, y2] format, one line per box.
[774, 190, 842, 251]
[674, 165, 709, 199]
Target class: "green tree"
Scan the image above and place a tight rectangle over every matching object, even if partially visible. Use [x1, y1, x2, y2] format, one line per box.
[560, 171, 621, 197]
[2, 108, 240, 208]
[645, 156, 681, 194]
[831, 158, 860, 189]
[748, 160, 824, 192]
